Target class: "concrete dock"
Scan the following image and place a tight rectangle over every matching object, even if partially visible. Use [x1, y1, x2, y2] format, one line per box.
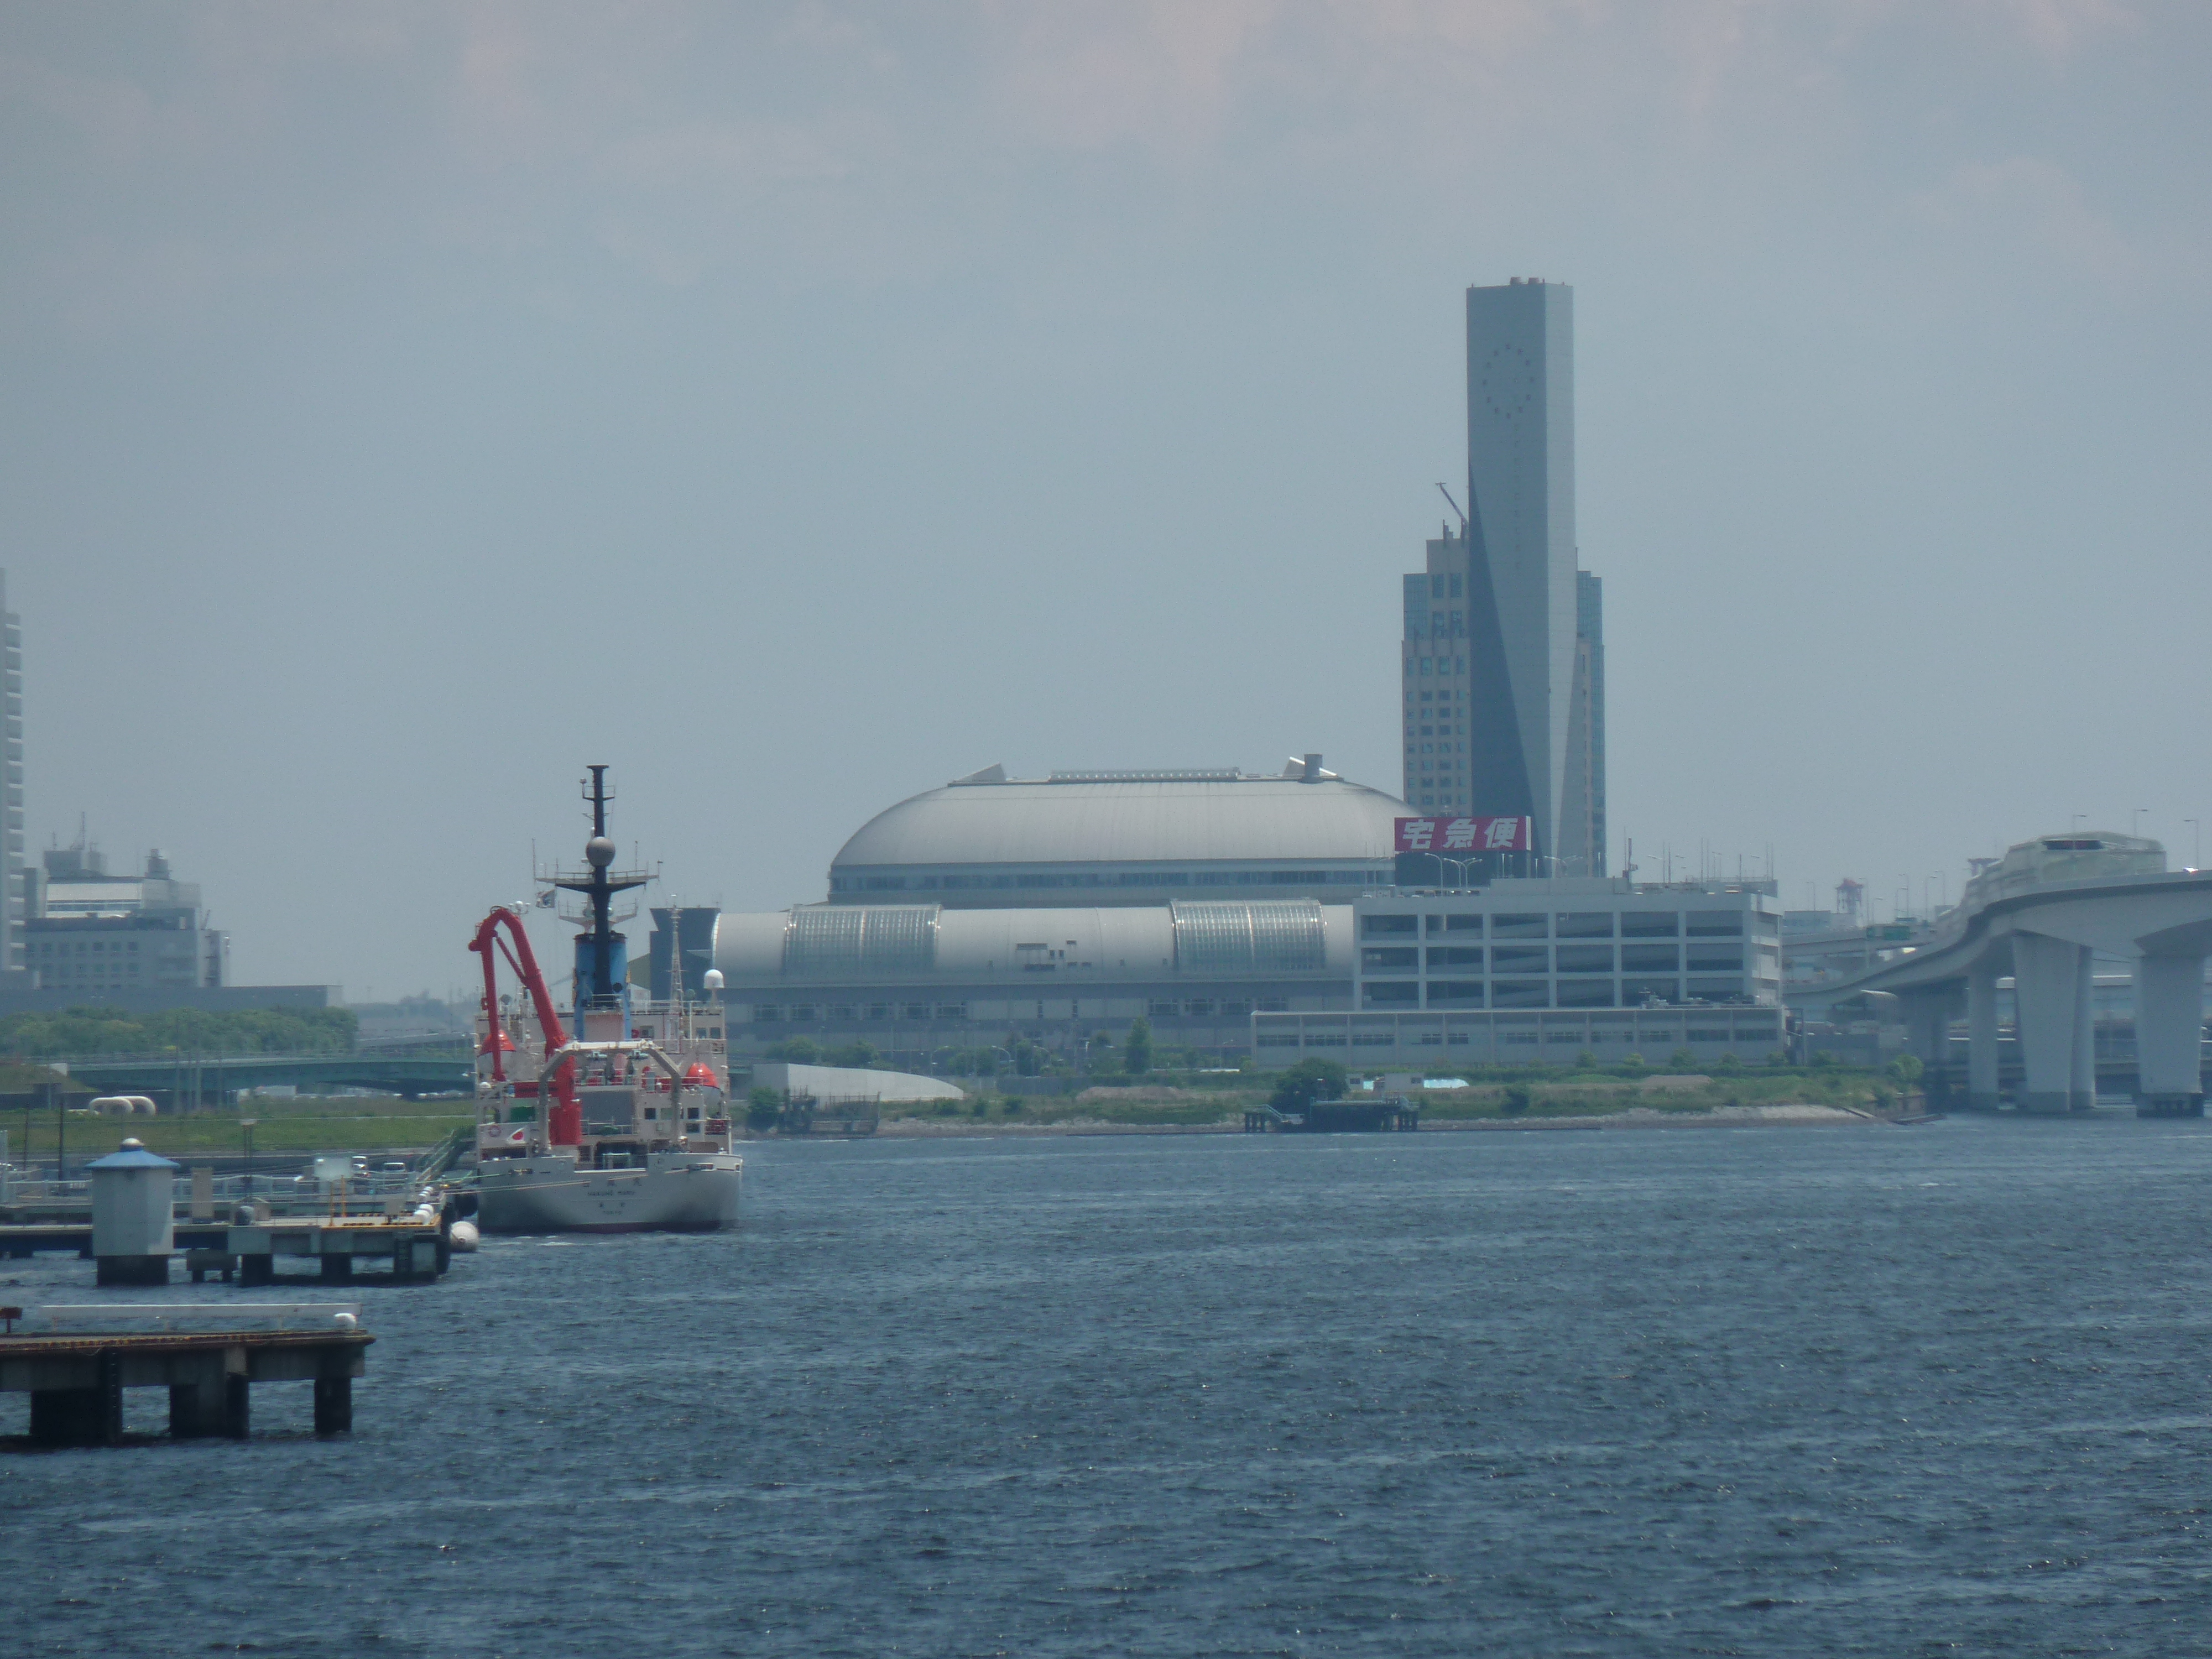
[0, 1307, 373, 1446]
[229, 1218, 448, 1284]
[0, 1217, 452, 1282]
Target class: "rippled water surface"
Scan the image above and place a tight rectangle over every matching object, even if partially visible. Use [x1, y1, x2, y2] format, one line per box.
[6, 1117, 2212, 1657]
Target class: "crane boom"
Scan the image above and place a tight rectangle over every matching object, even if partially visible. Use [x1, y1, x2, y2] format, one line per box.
[468, 905, 582, 1146]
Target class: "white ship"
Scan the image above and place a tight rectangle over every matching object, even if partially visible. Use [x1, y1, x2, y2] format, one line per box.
[466, 767, 742, 1234]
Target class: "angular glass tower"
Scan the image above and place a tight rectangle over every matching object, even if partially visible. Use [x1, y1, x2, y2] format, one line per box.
[1401, 280, 1604, 874]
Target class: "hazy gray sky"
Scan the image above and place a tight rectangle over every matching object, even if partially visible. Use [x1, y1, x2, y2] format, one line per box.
[4, 1, 2209, 997]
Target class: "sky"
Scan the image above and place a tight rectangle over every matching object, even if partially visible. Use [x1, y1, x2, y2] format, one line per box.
[3, 0, 2209, 997]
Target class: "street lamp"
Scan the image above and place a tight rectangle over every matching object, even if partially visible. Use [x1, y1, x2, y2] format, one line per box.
[2187, 819, 2201, 869]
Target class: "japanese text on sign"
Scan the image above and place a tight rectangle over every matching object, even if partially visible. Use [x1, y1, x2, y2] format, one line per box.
[1394, 816, 1532, 854]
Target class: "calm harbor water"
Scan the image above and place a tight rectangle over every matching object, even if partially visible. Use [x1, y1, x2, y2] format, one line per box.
[4, 1117, 2211, 1657]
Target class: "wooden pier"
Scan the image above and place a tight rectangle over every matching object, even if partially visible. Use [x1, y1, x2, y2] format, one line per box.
[0, 1313, 372, 1446]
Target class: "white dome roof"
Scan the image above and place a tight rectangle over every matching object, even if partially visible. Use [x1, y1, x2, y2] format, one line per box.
[831, 773, 1410, 873]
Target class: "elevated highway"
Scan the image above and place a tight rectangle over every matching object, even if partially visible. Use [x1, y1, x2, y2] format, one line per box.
[1852, 834, 2212, 1115]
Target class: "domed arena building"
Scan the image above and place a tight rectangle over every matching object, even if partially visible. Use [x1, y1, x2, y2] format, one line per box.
[710, 757, 1408, 1065]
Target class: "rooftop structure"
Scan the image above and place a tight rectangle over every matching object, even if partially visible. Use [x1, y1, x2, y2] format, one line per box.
[826, 758, 1407, 908]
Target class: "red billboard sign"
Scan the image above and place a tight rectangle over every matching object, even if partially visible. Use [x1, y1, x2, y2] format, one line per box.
[1394, 815, 1532, 854]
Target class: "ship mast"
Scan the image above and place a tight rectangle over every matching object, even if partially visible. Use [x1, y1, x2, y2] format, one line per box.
[550, 764, 651, 1011]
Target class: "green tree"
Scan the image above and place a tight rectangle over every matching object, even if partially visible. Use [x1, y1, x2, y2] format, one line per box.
[1574, 1050, 1598, 1072]
[1270, 1057, 1347, 1112]
[1124, 1016, 1153, 1077]
[745, 1087, 784, 1131]
[825, 1039, 880, 1069]
[1501, 1082, 1532, 1115]
[1012, 1038, 1042, 1077]
[1667, 1047, 1699, 1071]
[0, 1005, 359, 1058]
[764, 1036, 820, 1064]
[1886, 1053, 1924, 1089]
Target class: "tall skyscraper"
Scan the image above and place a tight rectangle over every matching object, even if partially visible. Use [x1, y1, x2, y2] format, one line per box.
[1, 571, 22, 974]
[1401, 279, 1605, 874]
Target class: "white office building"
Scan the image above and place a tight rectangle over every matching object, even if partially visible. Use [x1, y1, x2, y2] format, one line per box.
[1251, 879, 1785, 1066]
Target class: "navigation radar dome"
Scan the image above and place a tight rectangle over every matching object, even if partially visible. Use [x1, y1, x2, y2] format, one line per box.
[702, 968, 724, 991]
[585, 836, 616, 868]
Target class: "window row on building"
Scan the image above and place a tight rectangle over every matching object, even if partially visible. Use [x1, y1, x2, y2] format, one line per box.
[1361, 909, 1776, 940]
[1361, 945, 1760, 973]
[1363, 977, 1765, 1010]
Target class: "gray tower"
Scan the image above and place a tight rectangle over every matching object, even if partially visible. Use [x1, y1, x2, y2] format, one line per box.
[1400, 279, 1604, 874]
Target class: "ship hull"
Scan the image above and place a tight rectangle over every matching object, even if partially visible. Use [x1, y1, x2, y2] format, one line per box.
[476, 1154, 742, 1235]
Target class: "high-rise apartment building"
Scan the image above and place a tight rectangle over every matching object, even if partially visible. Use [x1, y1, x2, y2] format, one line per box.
[1401, 279, 1605, 874]
[1, 571, 22, 976]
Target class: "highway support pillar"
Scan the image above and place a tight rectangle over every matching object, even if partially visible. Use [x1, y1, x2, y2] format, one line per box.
[2013, 933, 2093, 1114]
[2072, 948, 2096, 1113]
[1901, 992, 1955, 1100]
[1966, 958, 2001, 1111]
[2134, 952, 2206, 1117]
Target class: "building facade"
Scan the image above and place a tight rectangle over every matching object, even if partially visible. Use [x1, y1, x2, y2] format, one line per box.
[1402, 280, 1604, 874]
[712, 761, 1410, 1063]
[1250, 879, 1786, 1067]
[19, 841, 227, 995]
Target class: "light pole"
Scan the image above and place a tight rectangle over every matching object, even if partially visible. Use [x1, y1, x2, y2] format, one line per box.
[239, 1118, 258, 1190]
[2187, 819, 2201, 869]
[2132, 807, 2147, 839]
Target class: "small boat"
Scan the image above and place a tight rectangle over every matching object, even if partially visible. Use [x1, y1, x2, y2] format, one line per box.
[467, 767, 743, 1234]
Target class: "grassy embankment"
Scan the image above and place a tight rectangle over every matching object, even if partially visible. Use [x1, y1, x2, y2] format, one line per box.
[5, 1067, 1902, 1159]
[875, 1063, 1897, 1129]
[4, 1096, 471, 1164]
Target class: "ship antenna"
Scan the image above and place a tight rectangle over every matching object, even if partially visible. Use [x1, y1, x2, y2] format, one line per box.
[552, 765, 651, 1011]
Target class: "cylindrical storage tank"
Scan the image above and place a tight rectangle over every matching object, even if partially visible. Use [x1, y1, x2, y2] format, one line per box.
[87, 1139, 180, 1286]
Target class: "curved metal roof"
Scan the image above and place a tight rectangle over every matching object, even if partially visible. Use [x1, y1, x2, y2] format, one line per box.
[831, 774, 1410, 873]
[710, 902, 1358, 984]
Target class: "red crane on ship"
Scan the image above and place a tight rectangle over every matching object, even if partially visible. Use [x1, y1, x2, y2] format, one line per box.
[469, 905, 582, 1146]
